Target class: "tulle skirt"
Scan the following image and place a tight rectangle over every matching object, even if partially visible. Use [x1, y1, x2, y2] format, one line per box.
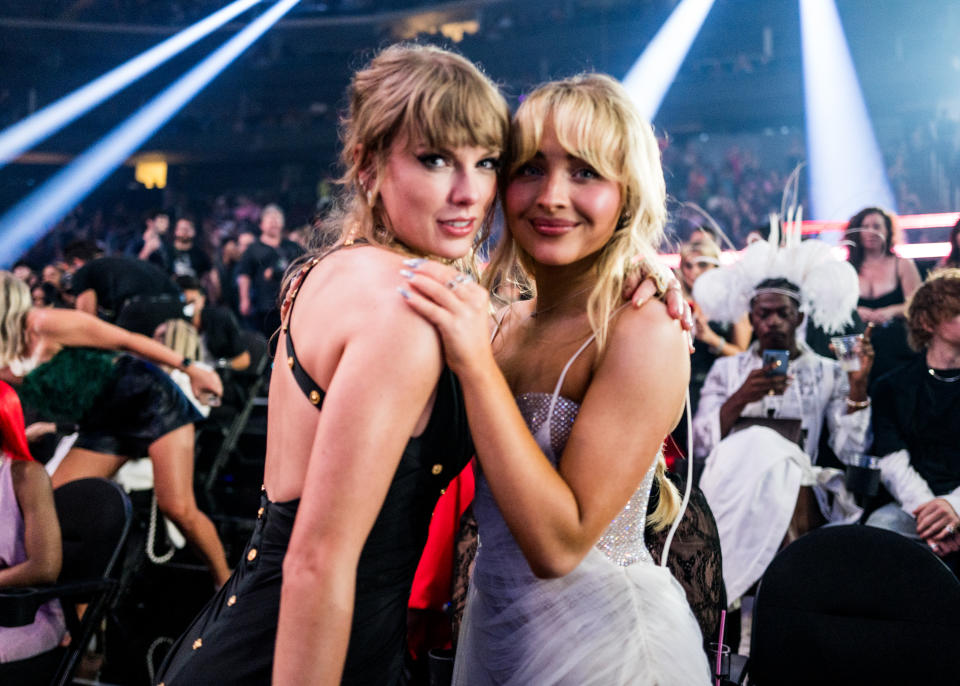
[453, 546, 711, 685]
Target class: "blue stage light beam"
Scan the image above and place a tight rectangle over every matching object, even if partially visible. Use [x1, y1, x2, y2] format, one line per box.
[800, 0, 895, 220]
[0, 0, 299, 268]
[0, 0, 262, 171]
[621, 0, 716, 121]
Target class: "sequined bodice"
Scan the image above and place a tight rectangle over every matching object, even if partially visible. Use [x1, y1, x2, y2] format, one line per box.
[473, 392, 654, 571]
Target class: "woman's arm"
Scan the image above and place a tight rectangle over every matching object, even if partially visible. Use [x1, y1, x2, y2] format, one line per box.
[28, 308, 222, 400]
[274, 295, 445, 685]
[403, 264, 689, 578]
[0, 461, 61, 587]
[730, 313, 753, 351]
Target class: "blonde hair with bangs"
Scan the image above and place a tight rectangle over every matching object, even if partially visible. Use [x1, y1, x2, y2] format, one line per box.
[486, 73, 667, 348]
[483, 73, 679, 531]
[0, 272, 33, 371]
[330, 43, 509, 275]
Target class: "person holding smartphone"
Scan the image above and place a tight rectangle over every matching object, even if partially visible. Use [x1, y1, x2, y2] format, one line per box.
[690, 261, 875, 604]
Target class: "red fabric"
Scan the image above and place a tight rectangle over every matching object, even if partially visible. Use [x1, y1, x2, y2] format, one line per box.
[0, 381, 33, 462]
[409, 460, 475, 610]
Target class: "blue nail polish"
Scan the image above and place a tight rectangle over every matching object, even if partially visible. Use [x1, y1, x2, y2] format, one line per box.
[397, 287, 411, 299]
[400, 269, 414, 279]
[402, 258, 425, 267]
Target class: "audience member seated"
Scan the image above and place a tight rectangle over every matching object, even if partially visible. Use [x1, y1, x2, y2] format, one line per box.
[176, 276, 250, 371]
[236, 204, 304, 337]
[0, 381, 65, 672]
[63, 240, 183, 334]
[12, 262, 38, 290]
[678, 238, 751, 416]
[845, 206, 922, 384]
[126, 208, 170, 262]
[690, 239, 873, 603]
[148, 214, 214, 283]
[868, 269, 960, 570]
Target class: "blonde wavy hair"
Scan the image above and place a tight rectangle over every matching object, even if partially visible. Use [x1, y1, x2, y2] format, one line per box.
[316, 43, 509, 275]
[483, 73, 680, 530]
[0, 271, 32, 371]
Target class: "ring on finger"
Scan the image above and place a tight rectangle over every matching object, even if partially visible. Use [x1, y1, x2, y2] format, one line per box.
[445, 273, 471, 290]
[945, 523, 956, 535]
[767, 388, 776, 396]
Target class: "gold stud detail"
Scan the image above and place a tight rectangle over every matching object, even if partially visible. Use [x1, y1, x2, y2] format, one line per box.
[439, 488, 446, 495]
[257, 507, 265, 518]
[192, 638, 202, 650]
[261, 484, 266, 492]
[227, 595, 237, 607]
[309, 390, 321, 405]
[431, 464, 443, 476]
[287, 356, 294, 369]
[247, 548, 258, 562]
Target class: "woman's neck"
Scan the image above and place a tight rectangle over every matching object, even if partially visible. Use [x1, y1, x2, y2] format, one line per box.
[927, 338, 960, 370]
[531, 258, 598, 319]
[862, 246, 888, 261]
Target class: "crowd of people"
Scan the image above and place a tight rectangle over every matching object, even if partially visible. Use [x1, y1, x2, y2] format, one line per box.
[2, 39, 960, 686]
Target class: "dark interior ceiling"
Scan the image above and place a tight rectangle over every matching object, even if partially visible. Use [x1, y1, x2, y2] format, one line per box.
[0, 0, 956, 200]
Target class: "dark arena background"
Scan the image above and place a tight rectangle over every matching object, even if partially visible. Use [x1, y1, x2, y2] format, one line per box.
[1, 1, 958, 685]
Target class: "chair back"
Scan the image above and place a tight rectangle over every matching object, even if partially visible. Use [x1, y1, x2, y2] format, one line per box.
[55, 478, 132, 584]
[749, 525, 960, 685]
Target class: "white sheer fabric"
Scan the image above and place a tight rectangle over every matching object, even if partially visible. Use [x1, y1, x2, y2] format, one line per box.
[453, 334, 709, 685]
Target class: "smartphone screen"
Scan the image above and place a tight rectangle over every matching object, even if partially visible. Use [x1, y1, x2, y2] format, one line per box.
[762, 349, 789, 376]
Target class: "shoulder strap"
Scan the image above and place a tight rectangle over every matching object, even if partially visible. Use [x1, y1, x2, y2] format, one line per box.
[280, 244, 350, 409]
[542, 302, 631, 432]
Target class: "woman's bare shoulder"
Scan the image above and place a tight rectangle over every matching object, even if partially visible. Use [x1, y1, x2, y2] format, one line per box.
[600, 299, 690, 381]
[612, 299, 687, 349]
[299, 246, 442, 356]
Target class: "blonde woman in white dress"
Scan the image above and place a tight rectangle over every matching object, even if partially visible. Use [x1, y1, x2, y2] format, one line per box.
[402, 74, 710, 685]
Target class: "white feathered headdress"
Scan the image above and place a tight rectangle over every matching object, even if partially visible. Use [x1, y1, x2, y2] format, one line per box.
[692, 215, 859, 334]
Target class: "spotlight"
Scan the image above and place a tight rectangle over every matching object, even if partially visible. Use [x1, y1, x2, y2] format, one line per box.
[800, 0, 895, 220]
[621, 0, 716, 121]
[0, 0, 262, 170]
[0, 0, 300, 268]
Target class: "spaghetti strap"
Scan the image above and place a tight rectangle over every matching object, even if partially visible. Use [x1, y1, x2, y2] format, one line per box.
[542, 303, 631, 430]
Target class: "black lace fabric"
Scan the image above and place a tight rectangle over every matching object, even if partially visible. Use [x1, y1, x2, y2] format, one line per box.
[450, 504, 478, 646]
[646, 473, 727, 645]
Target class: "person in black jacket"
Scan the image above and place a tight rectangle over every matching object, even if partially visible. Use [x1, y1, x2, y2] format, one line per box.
[869, 268, 960, 562]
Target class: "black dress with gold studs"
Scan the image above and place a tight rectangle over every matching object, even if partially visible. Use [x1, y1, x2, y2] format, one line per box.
[155, 252, 473, 686]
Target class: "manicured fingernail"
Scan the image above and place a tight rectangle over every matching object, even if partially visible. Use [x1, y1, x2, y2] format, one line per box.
[400, 269, 414, 279]
[402, 258, 425, 267]
[397, 287, 411, 299]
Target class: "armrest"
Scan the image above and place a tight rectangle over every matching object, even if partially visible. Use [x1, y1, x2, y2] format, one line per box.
[0, 579, 116, 627]
[0, 586, 57, 627]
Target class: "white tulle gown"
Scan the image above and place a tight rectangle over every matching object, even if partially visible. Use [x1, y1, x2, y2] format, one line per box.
[453, 335, 711, 686]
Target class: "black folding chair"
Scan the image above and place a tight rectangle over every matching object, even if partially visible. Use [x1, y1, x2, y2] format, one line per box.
[0, 478, 133, 686]
[203, 329, 270, 493]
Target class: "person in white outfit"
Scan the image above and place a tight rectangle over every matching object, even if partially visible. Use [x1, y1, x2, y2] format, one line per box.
[691, 239, 873, 603]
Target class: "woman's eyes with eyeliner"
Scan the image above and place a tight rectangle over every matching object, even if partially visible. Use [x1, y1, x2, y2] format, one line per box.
[478, 157, 501, 171]
[417, 153, 447, 168]
[515, 162, 543, 177]
[573, 166, 601, 180]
